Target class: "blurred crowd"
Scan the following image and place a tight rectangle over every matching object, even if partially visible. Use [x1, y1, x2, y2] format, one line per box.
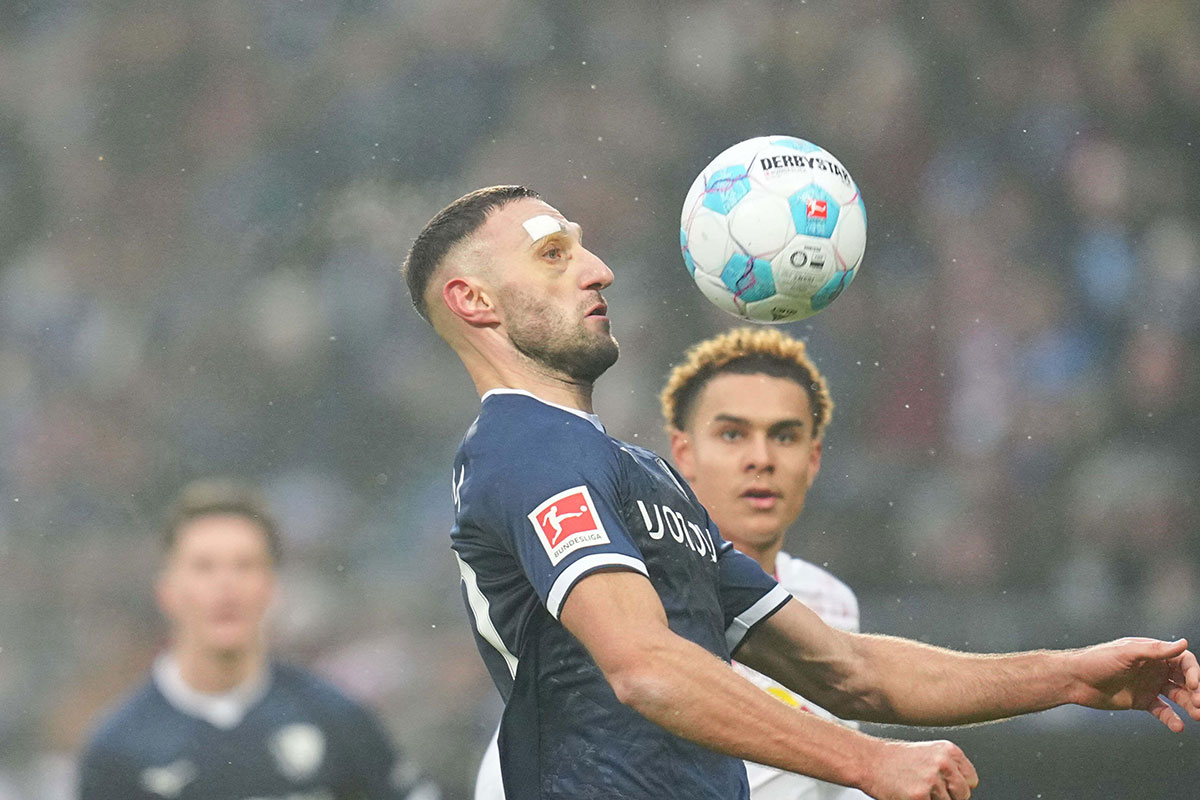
[0, 0, 1196, 797]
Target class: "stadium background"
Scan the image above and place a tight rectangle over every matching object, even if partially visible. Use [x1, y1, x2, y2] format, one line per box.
[0, 1, 1197, 797]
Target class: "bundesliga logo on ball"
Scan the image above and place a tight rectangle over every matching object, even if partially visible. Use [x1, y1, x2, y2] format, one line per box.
[680, 135, 867, 323]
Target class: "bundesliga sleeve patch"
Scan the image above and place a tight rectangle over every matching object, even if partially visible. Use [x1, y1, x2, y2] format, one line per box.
[528, 485, 611, 566]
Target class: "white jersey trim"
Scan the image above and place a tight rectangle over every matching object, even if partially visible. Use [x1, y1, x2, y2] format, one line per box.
[481, 388, 606, 434]
[457, 553, 520, 679]
[152, 653, 271, 730]
[725, 583, 791, 653]
[547, 553, 648, 618]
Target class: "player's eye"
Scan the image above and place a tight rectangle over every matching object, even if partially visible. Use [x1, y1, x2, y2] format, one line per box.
[719, 429, 743, 441]
[774, 431, 799, 444]
[542, 244, 564, 261]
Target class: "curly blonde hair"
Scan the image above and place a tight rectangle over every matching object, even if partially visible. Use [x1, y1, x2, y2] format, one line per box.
[660, 327, 833, 438]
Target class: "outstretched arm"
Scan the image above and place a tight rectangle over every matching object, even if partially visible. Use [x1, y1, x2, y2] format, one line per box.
[561, 569, 979, 800]
[736, 598, 1200, 730]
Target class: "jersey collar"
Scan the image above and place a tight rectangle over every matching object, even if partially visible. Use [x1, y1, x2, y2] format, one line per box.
[482, 388, 606, 434]
[152, 653, 272, 730]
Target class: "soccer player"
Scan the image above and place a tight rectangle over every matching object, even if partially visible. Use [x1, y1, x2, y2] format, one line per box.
[404, 184, 1200, 800]
[78, 479, 440, 800]
[473, 326, 867, 800]
[662, 326, 865, 800]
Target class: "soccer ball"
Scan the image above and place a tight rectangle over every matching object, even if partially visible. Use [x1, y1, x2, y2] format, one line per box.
[679, 135, 867, 323]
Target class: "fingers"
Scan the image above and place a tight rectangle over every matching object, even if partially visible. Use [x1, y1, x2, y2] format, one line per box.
[940, 743, 975, 800]
[1164, 680, 1200, 721]
[884, 740, 976, 800]
[1163, 638, 1189, 659]
[1134, 637, 1188, 662]
[1146, 696, 1185, 733]
[1165, 645, 1200, 715]
[954, 748, 980, 789]
[1174, 646, 1200, 692]
[942, 765, 971, 800]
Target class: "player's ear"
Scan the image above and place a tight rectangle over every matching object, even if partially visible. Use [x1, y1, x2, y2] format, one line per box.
[669, 428, 696, 481]
[442, 277, 500, 327]
[806, 439, 823, 488]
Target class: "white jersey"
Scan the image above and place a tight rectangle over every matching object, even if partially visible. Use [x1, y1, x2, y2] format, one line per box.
[737, 551, 869, 800]
[474, 550, 868, 800]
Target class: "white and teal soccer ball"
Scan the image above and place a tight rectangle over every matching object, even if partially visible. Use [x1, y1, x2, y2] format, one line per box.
[680, 135, 867, 323]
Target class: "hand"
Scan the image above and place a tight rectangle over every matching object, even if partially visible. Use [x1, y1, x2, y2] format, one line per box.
[1071, 637, 1200, 731]
[860, 739, 978, 800]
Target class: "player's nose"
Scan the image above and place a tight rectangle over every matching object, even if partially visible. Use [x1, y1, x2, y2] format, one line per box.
[743, 434, 775, 472]
[577, 247, 614, 290]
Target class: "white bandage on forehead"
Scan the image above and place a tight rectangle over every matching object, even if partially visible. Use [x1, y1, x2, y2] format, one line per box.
[522, 214, 566, 243]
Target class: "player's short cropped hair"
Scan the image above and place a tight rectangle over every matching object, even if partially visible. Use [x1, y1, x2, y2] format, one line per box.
[661, 327, 834, 439]
[163, 478, 282, 563]
[402, 184, 541, 321]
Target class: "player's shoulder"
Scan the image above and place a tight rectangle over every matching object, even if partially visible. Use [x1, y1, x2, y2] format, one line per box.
[774, 551, 860, 631]
[82, 678, 165, 754]
[462, 390, 616, 467]
[774, 550, 852, 591]
[270, 662, 380, 723]
[473, 391, 608, 439]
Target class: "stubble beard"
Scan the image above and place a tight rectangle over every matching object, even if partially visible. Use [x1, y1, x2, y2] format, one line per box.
[503, 289, 620, 384]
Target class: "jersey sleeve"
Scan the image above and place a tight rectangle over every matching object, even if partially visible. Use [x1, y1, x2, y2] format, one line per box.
[711, 521, 791, 655]
[457, 418, 648, 619]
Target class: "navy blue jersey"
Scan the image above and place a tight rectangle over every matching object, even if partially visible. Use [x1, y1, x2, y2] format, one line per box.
[78, 660, 439, 800]
[451, 390, 790, 800]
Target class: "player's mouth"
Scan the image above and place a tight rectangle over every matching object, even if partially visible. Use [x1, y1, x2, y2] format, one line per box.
[740, 487, 780, 510]
[585, 300, 609, 321]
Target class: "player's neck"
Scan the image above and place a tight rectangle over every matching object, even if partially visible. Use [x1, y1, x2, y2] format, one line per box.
[468, 356, 596, 412]
[732, 537, 783, 575]
[454, 328, 600, 413]
[171, 640, 267, 694]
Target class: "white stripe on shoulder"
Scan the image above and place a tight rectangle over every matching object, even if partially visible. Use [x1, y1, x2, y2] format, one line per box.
[456, 553, 519, 679]
[725, 584, 791, 653]
[547, 553, 648, 618]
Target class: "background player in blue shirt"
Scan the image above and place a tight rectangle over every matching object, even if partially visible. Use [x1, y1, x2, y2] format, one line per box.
[403, 184, 1200, 800]
[78, 478, 440, 800]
